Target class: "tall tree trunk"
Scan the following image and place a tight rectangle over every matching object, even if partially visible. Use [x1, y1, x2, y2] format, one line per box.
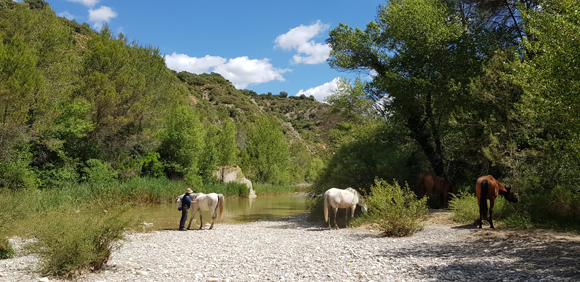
[407, 104, 445, 177]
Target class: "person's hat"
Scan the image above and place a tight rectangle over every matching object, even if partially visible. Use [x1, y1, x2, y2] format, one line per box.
[186, 188, 193, 194]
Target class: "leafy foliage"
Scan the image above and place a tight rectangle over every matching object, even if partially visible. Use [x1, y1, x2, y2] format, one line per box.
[366, 179, 428, 236]
[26, 207, 134, 277]
[242, 116, 293, 184]
[0, 236, 14, 259]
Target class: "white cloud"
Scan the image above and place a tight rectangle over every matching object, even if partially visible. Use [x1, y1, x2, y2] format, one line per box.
[88, 6, 117, 30]
[164, 53, 290, 89]
[295, 77, 342, 102]
[58, 11, 75, 20]
[275, 20, 331, 65]
[67, 0, 99, 7]
[214, 57, 290, 89]
[164, 53, 227, 73]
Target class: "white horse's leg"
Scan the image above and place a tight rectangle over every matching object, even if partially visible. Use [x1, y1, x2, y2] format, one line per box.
[345, 207, 350, 228]
[333, 207, 339, 230]
[199, 212, 204, 229]
[209, 215, 215, 230]
[209, 205, 217, 230]
[350, 205, 356, 227]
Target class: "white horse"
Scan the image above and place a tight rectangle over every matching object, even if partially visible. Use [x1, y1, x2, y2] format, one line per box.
[186, 193, 225, 230]
[324, 187, 367, 230]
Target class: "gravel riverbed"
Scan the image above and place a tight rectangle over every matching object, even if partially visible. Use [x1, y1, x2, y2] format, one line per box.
[1, 211, 579, 282]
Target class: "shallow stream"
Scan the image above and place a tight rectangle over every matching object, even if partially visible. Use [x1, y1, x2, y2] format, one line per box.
[127, 193, 309, 230]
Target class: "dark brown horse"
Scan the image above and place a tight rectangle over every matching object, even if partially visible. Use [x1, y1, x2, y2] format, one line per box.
[475, 175, 518, 228]
[417, 173, 455, 208]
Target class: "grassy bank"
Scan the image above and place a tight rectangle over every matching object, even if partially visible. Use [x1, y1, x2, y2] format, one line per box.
[0, 178, 250, 235]
[253, 183, 310, 195]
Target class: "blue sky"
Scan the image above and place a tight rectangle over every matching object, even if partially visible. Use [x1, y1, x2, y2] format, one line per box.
[46, 0, 384, 101]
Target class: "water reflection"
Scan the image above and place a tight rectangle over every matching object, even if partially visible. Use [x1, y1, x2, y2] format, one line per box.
[130, 193, 309, 230]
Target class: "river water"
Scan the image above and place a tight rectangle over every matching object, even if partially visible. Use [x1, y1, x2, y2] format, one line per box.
[129, 193, 310, 230]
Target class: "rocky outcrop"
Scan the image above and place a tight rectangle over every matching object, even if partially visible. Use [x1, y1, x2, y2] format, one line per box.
[214, 166, 256, 198]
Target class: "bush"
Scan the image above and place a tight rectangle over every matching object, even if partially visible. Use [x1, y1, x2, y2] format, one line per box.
[0, 154, 38, 190]
[527, 186, 580, 228]
[26, 207, 134, 277]
[0, 237, 15, 259]
[366, 179, 428, 236]
[81, 159, 118, 183]
[449, 190, 522, 227]
[448, 191, 479, 223]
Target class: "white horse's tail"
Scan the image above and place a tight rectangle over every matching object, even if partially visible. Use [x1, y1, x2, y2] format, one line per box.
[324, 192, 329, 222]
[217, 194, 225, 220]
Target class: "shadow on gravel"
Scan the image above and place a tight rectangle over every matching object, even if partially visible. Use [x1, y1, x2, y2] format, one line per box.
[451, 224, 479, 229]
[255, 214, 329, 231]
[378, 230, 580, 281]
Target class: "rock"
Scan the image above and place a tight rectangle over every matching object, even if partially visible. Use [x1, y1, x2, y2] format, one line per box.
[38, 278, 49, 282]
[135, 270, 148, 276]
[213, 166, 256, 198]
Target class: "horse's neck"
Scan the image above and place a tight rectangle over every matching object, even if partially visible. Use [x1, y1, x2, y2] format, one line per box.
[498, 189, 509, 196]
[496, 183, 508, 194]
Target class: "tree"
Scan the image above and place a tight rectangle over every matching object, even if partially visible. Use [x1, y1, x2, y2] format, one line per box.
[510, 0, 580, 189]
[0, 34, 42, 126]
[157, 106, 204, 184]
[216, 119, 238, 166]
[243, 116, 293, 184]
[324, 77, 377, 122]
[326, 0, 529, 180]
[327, 0, 472, 177]
[279, 91, 288, 98]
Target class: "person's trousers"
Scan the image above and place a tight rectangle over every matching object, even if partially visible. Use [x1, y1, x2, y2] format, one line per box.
[179, 208, 189, 229]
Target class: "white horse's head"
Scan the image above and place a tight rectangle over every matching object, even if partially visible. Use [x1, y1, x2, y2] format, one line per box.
[346, 187, 368, 213]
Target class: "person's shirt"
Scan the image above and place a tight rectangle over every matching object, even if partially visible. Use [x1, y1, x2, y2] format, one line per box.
[183, 194, 192, 208]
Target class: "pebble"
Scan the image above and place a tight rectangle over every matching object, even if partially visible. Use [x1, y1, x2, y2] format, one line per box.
[1, 214, 579, 282]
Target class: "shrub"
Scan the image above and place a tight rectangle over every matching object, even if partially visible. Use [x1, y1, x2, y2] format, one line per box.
[81, 159, 118, 183]
[0, 153, 38, 190]
[0, 237, 15, 259]
[140, 152, 165, 178]
[528, 186, 580, 228]
[449, 190, 522, 227]
[26, 207, 134, 277]
[366, 179, 428, 236]
[448, 191, 479, 223]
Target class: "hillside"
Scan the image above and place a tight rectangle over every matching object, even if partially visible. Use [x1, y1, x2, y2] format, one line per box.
[0, 0, 336, 189]
[175, 71, 332, 151]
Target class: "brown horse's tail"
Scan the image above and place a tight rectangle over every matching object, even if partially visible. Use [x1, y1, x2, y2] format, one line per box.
[479, 179, 488, 215]
[218, 194, 225, 220]
[324, 192, 329, 222]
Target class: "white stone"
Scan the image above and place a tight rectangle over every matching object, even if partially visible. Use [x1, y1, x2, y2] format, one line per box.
[136, 270, 148, 276]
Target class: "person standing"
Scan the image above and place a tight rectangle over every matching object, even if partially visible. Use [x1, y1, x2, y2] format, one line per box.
[179, 188, 198, 231]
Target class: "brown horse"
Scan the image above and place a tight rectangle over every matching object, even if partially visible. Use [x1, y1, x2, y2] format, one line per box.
[475, 175, 518, 228]
[417, 173, 455, 208]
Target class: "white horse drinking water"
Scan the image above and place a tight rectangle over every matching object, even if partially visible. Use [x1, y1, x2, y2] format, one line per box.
[324, 187, 367, 230]
[186, 193, 225, 230]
